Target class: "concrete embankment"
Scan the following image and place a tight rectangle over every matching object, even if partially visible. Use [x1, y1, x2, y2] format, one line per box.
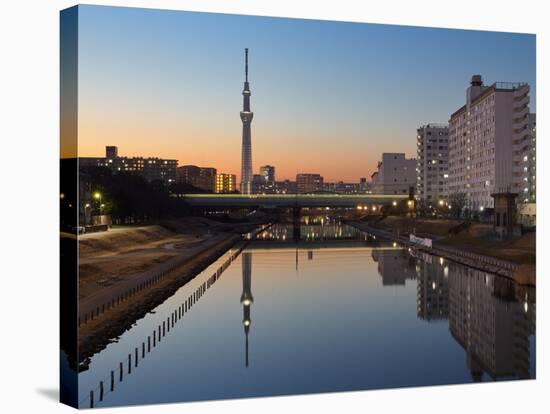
[346, 220, 535, 286]
[78, 223, 271, 369]
[79, 233, 236, 321]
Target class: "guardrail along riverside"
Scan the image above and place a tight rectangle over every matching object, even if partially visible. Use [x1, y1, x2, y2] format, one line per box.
[78, 224, 272, 326]
[345, 221, 528, 284]
[81, 241, 252, 407]
[80, 224, 271, 407]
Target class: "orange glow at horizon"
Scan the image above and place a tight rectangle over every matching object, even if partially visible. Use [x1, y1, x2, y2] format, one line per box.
[77, 133, 402, 183]
[78, 107, 412, 182]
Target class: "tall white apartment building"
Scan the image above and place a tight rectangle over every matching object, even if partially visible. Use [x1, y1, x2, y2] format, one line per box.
[371, 153, 416, 195]
[522, 113, 536, 203]
[518, 113, 536, 226]
[416, 124, 449, 205]
[448, 75, 530, 211]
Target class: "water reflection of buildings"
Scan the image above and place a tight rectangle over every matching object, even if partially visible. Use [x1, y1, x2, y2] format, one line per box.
[371, 249, 416, 286]
[448, 265, 535, 381]
[416, 257, 449, 321]
[240, 252, 253, 367]
[255, 222, 362, 242]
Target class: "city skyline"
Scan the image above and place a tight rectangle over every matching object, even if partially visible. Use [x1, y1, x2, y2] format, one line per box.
[74, 5, 535, 182]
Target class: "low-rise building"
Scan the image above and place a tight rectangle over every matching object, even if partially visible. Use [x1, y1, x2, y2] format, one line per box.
[274, 180, 297, 194]
[80, 146, 177, 185]
[177, 165, 217, 192]
[296, 173, 324, 194]
[259, 165, 275, 183]
[215, 173, 237, 193]
[371, 153, 416, 195]
[323, 181, 360, 194]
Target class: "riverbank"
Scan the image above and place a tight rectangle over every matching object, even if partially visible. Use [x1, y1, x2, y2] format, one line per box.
[78, 217, 270, 369]
[79, 217, 262, 302]
[346, 217, 535, 286]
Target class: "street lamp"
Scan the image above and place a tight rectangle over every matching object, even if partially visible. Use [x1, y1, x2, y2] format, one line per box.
[84, 203, 91, 226]
[93, 192, 102, 216]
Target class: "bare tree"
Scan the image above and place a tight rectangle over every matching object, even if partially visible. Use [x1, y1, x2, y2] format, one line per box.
[448, 192, 467, 219]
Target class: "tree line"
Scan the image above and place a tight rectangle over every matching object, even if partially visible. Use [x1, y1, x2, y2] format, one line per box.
[81, 166, 205, 224]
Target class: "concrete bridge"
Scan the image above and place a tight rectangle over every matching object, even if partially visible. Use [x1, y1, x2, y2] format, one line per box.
[176, 193, 408, 209]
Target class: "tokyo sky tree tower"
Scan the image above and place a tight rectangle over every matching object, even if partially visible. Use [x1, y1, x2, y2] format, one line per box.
[240, 48, 254, 195]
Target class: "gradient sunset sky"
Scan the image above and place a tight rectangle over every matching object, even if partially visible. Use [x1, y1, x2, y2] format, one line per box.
[76, 5, 536, 182]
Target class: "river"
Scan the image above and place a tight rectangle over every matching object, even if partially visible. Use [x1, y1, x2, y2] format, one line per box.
[77, 218, 536, 408]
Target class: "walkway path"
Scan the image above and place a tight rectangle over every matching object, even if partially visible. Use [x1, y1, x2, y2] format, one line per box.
[78, 233, 235, 320]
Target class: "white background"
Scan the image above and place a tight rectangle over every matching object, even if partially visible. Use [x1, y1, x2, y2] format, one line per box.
[0, 0, 547, 412]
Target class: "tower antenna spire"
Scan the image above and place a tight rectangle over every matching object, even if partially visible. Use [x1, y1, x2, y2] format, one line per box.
[245, 48, 248, 82]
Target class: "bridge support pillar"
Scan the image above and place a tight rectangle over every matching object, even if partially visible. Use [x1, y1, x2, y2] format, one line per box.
[292, 207, 301, 241]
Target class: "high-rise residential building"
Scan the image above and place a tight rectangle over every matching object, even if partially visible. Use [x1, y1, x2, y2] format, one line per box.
[215, 173, 236, 193]
[518, 113, 536, 226]
[448, 75, 530, 211]
[371, 153, 416, 195]
[259, 165, 275, 183]
[296, 173, 324, 194]
[176, 165, 217, 192]
[416, 124, 449, 205]
[523, 113, 536, 203]
[79, 146, 177, 185]
[240, 48, 254, 195]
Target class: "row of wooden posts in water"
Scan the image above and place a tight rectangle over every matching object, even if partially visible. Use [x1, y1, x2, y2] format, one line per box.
[85, 244, 246, 408]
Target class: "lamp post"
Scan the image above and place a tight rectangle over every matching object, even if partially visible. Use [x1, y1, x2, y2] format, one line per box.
[93, 191, 102, 221]
[438, 199, 445, 219]
[93, 191, 101, 200]
[84, 203, 91, 226]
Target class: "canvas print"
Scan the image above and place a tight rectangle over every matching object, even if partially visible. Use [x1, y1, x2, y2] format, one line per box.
[60, 4, 536, 409]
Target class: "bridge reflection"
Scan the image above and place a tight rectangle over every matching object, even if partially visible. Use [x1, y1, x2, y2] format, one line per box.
[250, 221, 379, 244]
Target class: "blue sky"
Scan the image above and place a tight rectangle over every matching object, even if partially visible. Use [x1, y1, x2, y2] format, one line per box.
[76, 5, 536, 181]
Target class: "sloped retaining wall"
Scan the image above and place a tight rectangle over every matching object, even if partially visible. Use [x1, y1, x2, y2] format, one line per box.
[346, 221, 534, 286]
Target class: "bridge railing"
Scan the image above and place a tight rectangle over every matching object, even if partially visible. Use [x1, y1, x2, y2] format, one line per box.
[175, 193, 409, 207]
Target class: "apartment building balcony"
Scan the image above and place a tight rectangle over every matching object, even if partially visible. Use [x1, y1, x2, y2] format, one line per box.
[513, 108, 529, 124]
[513, 96, 529, 109]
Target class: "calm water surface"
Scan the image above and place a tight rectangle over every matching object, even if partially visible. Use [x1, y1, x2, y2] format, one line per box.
[79, 219, 536, 408]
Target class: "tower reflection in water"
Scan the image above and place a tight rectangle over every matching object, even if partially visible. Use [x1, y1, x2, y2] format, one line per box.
[240, 252, 253, 367]
[372, 247, 536, 380]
